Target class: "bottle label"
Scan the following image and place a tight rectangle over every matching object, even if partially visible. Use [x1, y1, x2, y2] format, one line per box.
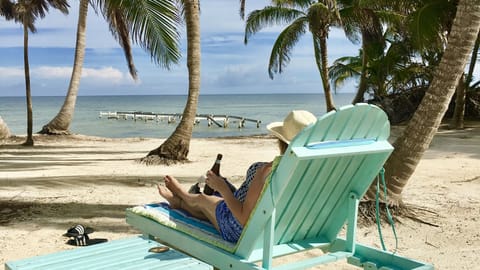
[215, 160, 221, 164]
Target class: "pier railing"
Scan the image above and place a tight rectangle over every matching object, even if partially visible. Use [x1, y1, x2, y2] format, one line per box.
[98, 111, 261, 128]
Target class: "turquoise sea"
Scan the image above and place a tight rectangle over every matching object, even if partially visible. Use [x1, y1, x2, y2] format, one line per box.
[0, 94, 355, 138]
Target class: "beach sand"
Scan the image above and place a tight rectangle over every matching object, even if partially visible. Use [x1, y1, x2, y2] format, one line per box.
[0, 125, 479, 269]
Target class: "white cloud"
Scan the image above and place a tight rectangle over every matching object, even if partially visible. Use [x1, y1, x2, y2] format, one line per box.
[32, 66, 129, 82]
[0, 67, 24, 77]
[82, 67, 124, 81]
[0, 65, 135, 84]
[34, 66, 71, 78]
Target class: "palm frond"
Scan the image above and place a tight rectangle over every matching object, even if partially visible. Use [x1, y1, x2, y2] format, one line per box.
[99, 2, 138, 80]
[328, 60, 360, 92]
[96, 0, 181, 69]
[470, 80, 480, 91]
[0, 0, 15, 19]
[45, 0, 69, 15]
[244, 6, 304, 44]
[408, 0, 455, 51]
[239, 0, 245, 19]
[8, 0, 69, 32]
[272, 0, 314, 10]
[268, 16, 308, 78]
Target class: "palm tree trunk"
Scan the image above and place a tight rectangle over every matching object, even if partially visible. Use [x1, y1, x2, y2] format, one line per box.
[39, 0, 88, 135]
[319, 37, 336, 112]
[450, 74, 467, 129]
[23, 18, 34, 146]
[313, 35, 335, 112]
[364, 0, 480, 205]
[143, 0, 201, 164]
[352, 39, 369, 104]
[450, 28, 480, 129]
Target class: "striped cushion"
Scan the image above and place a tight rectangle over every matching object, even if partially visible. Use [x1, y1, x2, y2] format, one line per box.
[129, 203, 236, 252]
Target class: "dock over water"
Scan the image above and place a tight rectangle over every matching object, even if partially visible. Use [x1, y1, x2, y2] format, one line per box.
[99, 111, 261, 128]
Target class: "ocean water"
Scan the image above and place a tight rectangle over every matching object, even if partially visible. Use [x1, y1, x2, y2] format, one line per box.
[0, 94, 355, 138]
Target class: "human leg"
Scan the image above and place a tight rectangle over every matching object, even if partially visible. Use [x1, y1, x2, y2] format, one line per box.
[163, 175, 222, 230]
[157, 184, 181, 208]
[157, 184, 207, 219]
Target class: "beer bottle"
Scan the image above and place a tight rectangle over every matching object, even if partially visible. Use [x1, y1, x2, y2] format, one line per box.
[203, 154, 222, 195]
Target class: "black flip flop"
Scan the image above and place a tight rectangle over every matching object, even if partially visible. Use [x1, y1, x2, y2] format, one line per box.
[63, 224, 94, 238]
[63, 224, 107, 246]
[65, 236, 108, 246]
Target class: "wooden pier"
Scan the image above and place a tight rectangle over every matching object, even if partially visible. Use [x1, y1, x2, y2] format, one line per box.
[98, 111, 261, 128]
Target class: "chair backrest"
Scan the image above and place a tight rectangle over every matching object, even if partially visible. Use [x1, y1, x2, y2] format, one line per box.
[235, 104, 393, 257]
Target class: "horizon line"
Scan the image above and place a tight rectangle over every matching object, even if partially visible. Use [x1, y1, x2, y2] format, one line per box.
[0, 92, 355, 98]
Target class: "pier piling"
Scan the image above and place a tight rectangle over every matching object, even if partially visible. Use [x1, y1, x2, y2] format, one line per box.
[99, 111, 261, 129]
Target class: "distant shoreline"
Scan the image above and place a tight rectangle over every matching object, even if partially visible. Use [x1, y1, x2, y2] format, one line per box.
[0, 92, 356, 98]
[2, 132, 277, 144]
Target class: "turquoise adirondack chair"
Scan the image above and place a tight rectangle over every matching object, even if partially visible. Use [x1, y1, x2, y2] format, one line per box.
[126, 104, 433, 270]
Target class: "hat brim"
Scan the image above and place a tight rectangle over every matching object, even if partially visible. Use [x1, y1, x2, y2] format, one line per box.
[266, 122, 290, 144]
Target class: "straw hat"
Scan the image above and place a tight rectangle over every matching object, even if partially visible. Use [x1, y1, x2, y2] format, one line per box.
[267, 110, 317, 144]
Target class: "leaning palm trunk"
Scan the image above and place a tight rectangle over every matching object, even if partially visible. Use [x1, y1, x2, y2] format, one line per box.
[39, 0, 88, 135]
[450, 75, 467, 129]
[450, 28, 480, 129]
[23, 16, 33, 146]
[364, 0, 480, 206]
[142, 0, 200, 164]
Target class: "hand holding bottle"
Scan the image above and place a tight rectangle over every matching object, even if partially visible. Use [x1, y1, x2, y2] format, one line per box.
[203, 154, 223, 195]
[205, 170, 229, 195]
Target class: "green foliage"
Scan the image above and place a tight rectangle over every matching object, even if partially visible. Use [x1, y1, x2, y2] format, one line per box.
[93, 0, 181, 69]
[326, 0, 458, 101]
[244, 6, 304, 44]
[328, 55, 362, 92]
[3, 0, 69, 32]
[268, 17, 307, 78]
[408, 0, 456, 51]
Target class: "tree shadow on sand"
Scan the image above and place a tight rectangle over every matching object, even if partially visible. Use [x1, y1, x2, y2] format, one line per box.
[0, 200, 137, 234]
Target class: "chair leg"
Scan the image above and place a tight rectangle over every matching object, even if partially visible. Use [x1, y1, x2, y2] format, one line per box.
[262, 208, 275, 269]
[346, 192, 359, 253]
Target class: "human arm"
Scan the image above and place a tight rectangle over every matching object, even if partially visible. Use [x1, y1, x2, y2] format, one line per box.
[205, 163, 272, 226]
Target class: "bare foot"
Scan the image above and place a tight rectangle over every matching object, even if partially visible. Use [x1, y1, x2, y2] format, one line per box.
[164, 175, 188, 199]
[157, 184, 182, 209]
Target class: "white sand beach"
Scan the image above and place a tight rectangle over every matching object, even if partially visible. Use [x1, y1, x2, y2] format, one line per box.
[0, 125, 479, 269]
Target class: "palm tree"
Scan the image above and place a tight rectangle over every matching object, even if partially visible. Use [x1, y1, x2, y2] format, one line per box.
[329, 35, 435, 106]
[329, 0, 456, 110]
[335, 0, 391, 104]
[364, 0, 480, 206]
[5, 0, 69, 146]
[38, 0, 88, 135]
[39, 0, 181, 135]
[244, 0, 341, 112]
[142, 0, 201, 164]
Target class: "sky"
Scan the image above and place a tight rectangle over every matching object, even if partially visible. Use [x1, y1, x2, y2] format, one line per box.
[0, 0, 360, 97]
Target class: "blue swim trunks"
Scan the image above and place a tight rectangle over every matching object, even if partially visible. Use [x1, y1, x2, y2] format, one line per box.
[215, 162, 268, 243]
[215, 200, 243, 242]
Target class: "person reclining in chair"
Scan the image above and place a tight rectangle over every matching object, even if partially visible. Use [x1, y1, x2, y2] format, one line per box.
[157, 110, 317, 243]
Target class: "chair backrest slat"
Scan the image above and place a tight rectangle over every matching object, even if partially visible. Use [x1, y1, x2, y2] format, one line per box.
[234, 104, 393, 258]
